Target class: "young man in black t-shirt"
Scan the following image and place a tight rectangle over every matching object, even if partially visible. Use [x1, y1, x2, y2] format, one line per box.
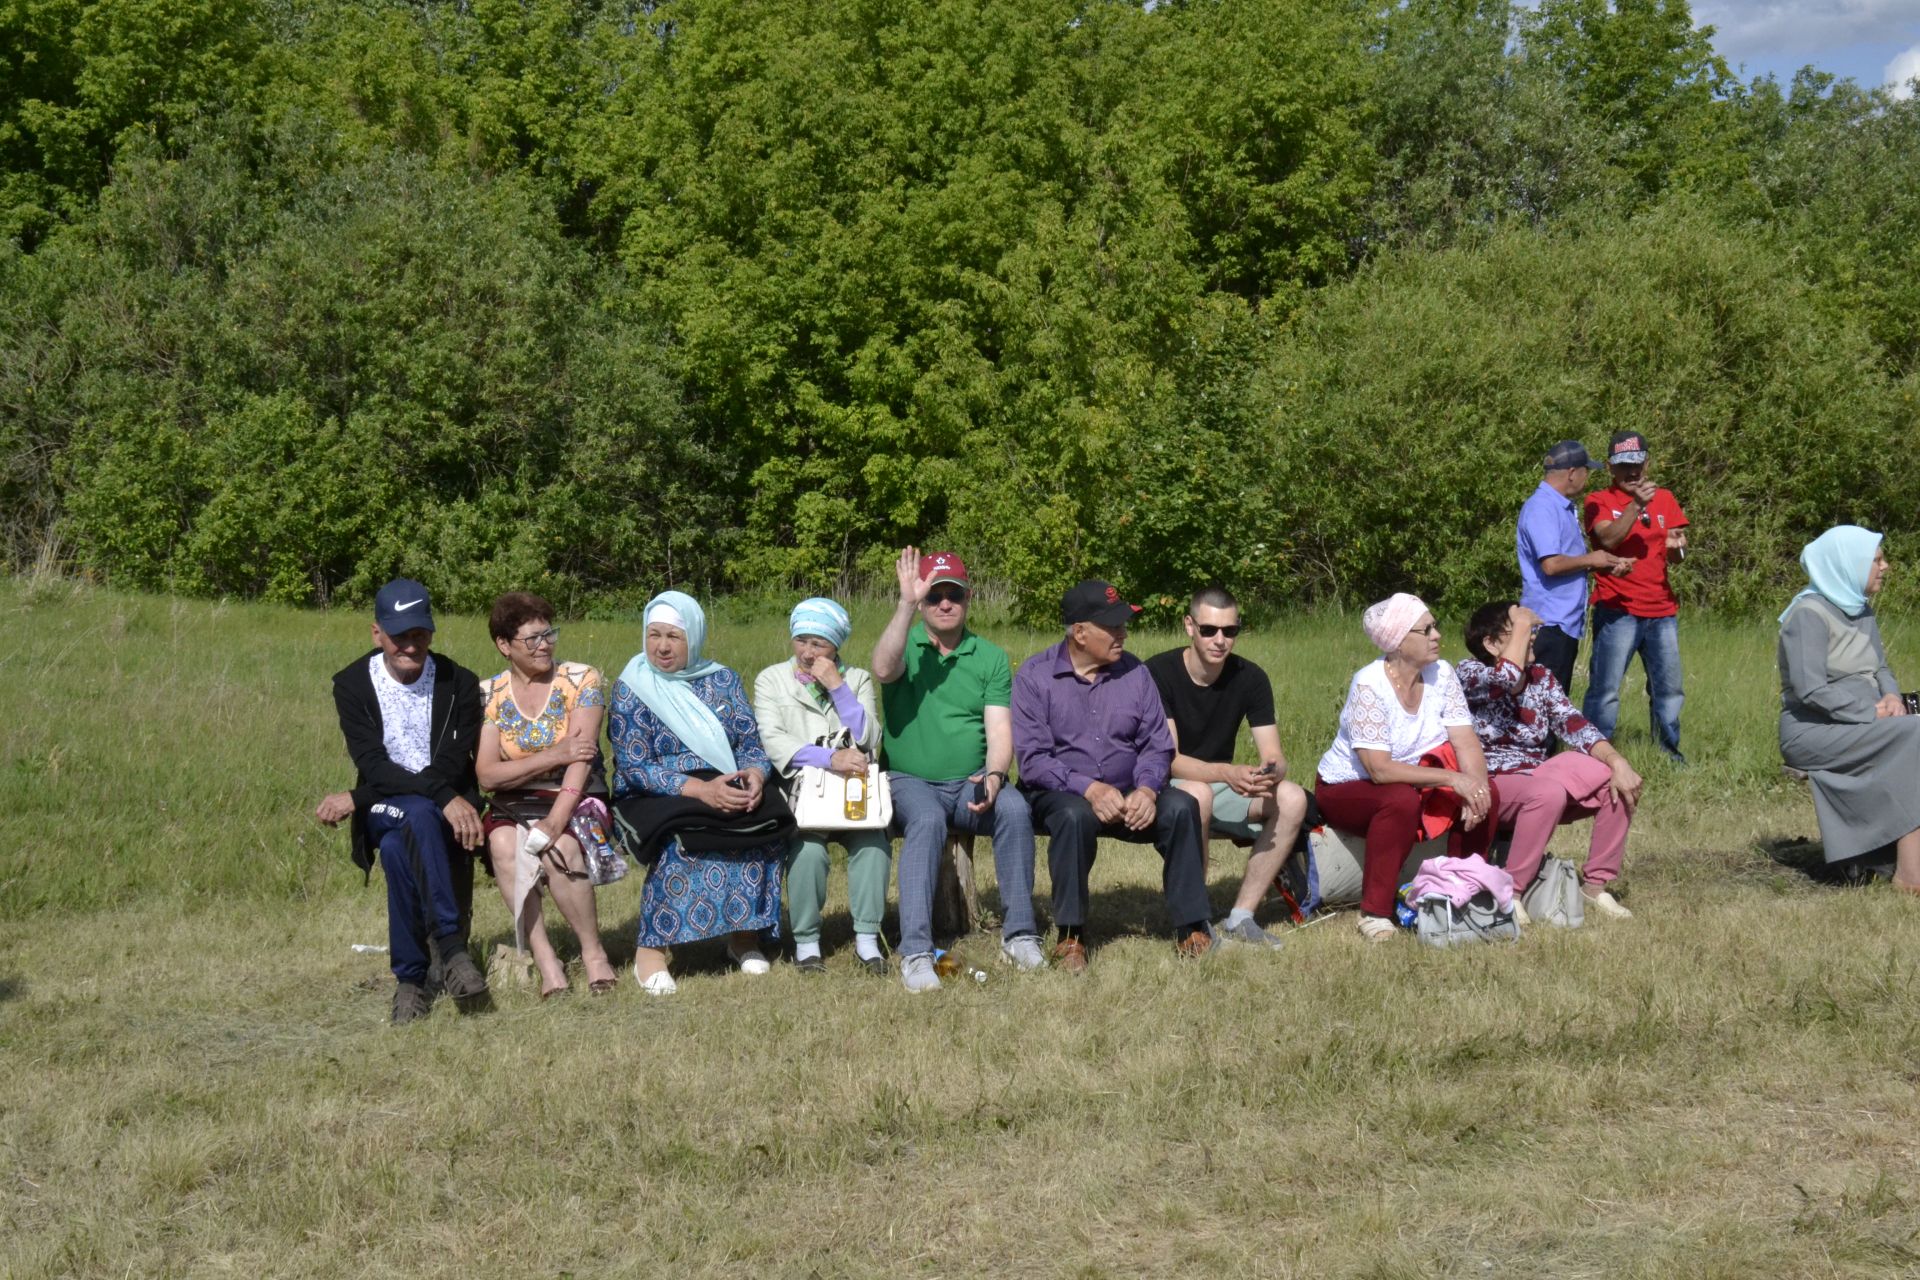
[1145, 586, 1309, 948]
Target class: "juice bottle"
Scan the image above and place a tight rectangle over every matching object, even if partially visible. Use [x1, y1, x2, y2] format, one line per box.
[844, 772, 867, 822]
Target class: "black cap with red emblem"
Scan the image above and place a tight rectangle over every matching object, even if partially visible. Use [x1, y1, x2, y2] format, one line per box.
[1061, 580, 1142, 627]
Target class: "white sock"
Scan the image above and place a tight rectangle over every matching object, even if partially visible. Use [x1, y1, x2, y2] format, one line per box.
[795, 940, 822, 962]
[854, 933, 883, 961]
[1225, 908, 1254, 928]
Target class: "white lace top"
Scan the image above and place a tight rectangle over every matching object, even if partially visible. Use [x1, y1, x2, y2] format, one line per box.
[1315, 659, 1471, 785]
[370, 652, 436, 774]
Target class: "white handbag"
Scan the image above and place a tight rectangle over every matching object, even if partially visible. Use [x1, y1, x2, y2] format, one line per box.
[1519, 855, 1585, 929]
[789, 730, 892, 832]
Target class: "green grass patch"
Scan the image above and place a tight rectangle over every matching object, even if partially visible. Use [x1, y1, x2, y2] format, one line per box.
[4, 580, 1919, 1276]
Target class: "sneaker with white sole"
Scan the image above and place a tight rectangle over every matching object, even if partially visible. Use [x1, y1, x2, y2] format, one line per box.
[1356, 915, 1397, 942]
[1582, 887, 1632, 920]
[1000, 934, 1047, 971]
[900, 953, 942, 993]
[1215, 916, 1285, 949]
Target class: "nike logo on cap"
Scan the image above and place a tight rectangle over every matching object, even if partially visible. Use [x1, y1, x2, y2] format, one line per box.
[394, 598, 423, 610]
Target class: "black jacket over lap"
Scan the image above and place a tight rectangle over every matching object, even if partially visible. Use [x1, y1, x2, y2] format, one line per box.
[331, 649, 483, 876]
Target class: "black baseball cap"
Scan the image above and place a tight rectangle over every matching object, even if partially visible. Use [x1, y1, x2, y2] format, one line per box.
[1542, 439, 1596, 472]
[1062, 580, 1142, 627]
[373, 578, 435, 635]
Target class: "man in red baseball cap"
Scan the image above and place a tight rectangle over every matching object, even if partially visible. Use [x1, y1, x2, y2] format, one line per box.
[1582, 430, 1689, 765]
[872, 547, 1042, 992]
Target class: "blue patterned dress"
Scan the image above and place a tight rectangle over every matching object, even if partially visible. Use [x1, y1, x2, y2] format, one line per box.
[610, 667, 785, 947]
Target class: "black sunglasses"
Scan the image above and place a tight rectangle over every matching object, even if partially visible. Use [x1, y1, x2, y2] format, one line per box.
[1195, 624, 1241, 638]
[925, 586, 968, 605]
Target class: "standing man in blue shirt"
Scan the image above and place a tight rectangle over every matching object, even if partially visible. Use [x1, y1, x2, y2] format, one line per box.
[1515, 440, 1633, 696]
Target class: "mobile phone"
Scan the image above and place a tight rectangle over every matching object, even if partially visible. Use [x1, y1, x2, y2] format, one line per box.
[972, 778, 990, 804]
[727, 775, 750, 791]
[1255, 763, 1276, 776]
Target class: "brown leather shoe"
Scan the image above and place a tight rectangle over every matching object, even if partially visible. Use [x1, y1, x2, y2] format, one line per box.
[1052, 937, 1089, 973]
[1174, 928, 1215, 959]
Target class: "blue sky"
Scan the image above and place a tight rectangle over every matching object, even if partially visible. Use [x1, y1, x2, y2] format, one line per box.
[1692, 0, 1920, 96]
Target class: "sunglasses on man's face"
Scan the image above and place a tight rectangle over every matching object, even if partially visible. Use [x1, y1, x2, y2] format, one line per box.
[1195, 624, 1241, 638]
[925, 586, 968, 606]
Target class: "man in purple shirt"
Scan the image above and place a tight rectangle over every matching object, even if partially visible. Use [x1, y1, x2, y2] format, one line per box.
[1012, 580, 1214, 971]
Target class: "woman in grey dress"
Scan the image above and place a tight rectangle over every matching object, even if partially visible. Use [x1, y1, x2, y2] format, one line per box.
[1778, 525, 1920, 884]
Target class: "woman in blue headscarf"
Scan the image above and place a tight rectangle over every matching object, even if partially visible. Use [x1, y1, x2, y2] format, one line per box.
[610, 591, 796, 994]
[751, 597, 889, 976]
[1779, 526, 1920, 885]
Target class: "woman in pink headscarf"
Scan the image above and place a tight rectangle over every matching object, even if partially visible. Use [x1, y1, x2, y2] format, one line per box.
[1314, 594, 1498, 941]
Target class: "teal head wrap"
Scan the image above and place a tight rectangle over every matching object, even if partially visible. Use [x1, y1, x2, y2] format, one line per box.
[1782, 525, 1884, 622]
[617, 591, 737, 772]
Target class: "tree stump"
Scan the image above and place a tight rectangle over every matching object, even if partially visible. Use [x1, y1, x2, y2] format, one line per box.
[931, 829, 987, 939]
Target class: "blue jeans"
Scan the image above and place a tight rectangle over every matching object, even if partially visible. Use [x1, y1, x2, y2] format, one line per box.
[890, 773, 1038, 957]
[1582, 607, 1684, 759]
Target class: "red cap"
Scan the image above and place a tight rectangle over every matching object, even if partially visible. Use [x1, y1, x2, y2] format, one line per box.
[919, 551, 970, 588]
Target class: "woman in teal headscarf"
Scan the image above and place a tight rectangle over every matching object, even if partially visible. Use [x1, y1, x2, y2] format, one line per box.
[1779, 526, 1920, 885]
[610, 592, 796, 994]
[751, 597, 890, 975]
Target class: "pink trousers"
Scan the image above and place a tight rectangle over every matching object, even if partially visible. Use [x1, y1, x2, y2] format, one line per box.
[1495, 752, 1631, 891]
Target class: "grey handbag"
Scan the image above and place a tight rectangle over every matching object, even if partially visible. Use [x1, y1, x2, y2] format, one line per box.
[1519, 855, 1584, 929]
[1415, 890, 1520, 948]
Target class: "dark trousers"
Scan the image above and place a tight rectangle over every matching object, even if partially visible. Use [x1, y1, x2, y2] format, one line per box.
[1532, 624, 1580, 701]
[365, 794, 474, 984]
[1026, 787, 1211, 934]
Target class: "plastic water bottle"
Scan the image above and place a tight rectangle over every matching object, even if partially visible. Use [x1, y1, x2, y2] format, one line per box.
[844, 773, 868, 822]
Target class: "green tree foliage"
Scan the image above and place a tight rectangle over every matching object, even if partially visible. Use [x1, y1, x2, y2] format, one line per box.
[0, 0, 1915, 619]
[0, 0, 263, 244]
[13, 124, 720, 610]
[1248, 209, 1915, 610]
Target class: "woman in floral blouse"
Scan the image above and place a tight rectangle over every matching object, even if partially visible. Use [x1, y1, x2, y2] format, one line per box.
[477, 592, 621, 997]
[1458, 601, 1642, 920]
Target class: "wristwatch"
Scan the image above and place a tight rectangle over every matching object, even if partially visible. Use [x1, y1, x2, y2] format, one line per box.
[986, 770, 1009, 784]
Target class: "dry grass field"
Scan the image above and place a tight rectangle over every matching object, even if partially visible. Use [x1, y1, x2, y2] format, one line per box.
[4, 578, 1919, 1278]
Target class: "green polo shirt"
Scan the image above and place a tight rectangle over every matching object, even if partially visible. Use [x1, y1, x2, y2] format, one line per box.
[880, 622, 1012, 782]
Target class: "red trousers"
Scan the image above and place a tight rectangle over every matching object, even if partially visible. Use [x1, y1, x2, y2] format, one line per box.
[1314, 776, 1499, 918]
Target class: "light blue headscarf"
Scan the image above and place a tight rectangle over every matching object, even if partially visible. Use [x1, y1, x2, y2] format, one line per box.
[618, 591, 737, 772]
[789, 597, 852, 649]
[1782, 525, 1884, 622]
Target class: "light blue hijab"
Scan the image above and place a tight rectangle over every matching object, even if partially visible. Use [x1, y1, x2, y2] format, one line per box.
[618, 591, 737, 772]
[1782, 525, 1883, 621]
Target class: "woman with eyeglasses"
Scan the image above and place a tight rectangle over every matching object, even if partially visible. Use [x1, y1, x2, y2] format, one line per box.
[609, 591, 796, 995]
[1457, 601, 1641, 920]
[1314, 594, 1498, 941]
[1779, 526, 1920, 889]
[476, 592, 621, 997]
[751, 597, 890, 975]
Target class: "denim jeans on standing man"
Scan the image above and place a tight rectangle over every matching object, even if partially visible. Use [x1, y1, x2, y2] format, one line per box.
[1582, 606, 1684, 761]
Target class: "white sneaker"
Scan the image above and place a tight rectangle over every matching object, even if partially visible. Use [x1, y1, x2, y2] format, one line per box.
[1510, 896, 1532, 928]
[1582, 887, 1633, 920]
[1356, 916, 1397, 942]
[1000, 934, 1047, 971]
[900, 953, 942, 993]
[727, 945, 771, 976]
[635, 961, 677, 996]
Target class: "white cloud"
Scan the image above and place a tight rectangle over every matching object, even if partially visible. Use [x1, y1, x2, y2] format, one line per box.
[1889, 44, 1920, 98]
[1694, 1, 1916, 63]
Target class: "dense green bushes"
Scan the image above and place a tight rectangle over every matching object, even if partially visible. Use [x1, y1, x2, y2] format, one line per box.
[1, 0, 1916, 619]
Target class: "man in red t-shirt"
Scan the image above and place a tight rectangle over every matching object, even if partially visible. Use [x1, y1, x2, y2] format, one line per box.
[1581, 431, 1689, 763]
